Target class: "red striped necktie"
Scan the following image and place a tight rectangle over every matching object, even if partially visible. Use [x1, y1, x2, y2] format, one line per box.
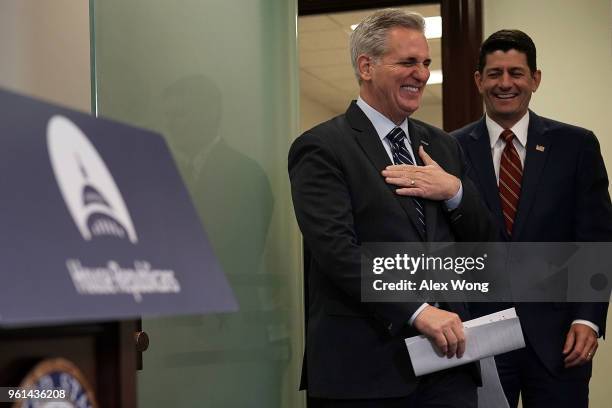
[498, 129, 523, 236]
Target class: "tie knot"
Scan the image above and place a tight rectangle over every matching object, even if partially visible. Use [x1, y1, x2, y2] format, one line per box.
[387, 127, 406, 145]
[500, 129, 515, 143]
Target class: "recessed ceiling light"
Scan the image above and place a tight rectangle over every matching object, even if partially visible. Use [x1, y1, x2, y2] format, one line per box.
[424, 16, 442, 39]
[350, 16, 442, 39]
[428, 70, 443, 85]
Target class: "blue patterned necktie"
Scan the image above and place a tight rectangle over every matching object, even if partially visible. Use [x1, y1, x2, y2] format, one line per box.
[387, 127, 426, 235]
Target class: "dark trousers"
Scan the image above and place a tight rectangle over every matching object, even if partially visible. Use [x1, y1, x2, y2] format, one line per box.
[308, 366, 477, 408]
[495, 345, 589, 408]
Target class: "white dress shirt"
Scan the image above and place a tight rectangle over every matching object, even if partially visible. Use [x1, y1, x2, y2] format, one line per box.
[486, 112, 529, 183]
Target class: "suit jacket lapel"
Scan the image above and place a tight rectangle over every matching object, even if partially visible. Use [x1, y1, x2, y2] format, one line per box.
[408, 119, 438, 240]
[512, 111, 552, 239]
[346, 102, 426, 240]
[464, 118, 507, 236]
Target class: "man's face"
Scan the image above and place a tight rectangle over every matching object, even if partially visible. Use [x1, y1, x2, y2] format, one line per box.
[359, 27, 430, 124]
[475, 49, 541, 128]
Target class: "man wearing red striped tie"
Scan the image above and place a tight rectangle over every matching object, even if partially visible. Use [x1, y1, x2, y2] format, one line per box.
[452, 30, 612, 408]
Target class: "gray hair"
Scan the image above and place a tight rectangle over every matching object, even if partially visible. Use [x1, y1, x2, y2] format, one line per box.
[349, 9, 426, 83]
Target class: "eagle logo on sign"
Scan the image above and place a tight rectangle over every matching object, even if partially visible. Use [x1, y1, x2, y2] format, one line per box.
[47, 115, 138, 244]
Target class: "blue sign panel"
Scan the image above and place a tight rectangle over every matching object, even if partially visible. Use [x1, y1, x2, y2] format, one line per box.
[0, 89, 237, 325]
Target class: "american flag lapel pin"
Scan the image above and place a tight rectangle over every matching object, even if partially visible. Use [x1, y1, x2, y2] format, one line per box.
[535, 145, 545, 152]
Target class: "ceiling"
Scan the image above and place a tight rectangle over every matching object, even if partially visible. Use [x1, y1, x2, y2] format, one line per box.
[298, 5, 442, 115]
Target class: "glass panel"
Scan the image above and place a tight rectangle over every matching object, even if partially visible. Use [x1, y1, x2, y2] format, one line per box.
[91, 1, 303, 407]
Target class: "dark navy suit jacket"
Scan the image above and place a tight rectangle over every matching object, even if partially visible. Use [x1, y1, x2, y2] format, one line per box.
[452, 111, 612, 379]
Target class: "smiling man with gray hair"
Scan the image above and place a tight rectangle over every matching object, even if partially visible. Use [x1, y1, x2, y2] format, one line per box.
[289, 8, 495, 408]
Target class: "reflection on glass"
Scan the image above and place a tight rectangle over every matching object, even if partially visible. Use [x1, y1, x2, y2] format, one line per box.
[91, 1, 303, 407]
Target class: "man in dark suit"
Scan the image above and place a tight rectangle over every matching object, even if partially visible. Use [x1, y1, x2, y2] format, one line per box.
[452, 29, 612, 408]
[289, 9, 495, 408]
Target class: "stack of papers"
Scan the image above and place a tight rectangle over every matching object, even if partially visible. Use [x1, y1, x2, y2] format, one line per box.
[405, 308, 525, 376]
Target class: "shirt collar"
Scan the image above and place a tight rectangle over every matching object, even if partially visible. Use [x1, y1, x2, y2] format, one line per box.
[356, 97, 410, 144]
[485, 111, 530, 149]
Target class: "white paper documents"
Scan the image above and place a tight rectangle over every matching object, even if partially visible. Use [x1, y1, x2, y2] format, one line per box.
[405, 308, 525, 377]
[477, 356, 510, 408]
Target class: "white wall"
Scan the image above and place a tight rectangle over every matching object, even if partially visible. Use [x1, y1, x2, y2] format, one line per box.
[0, 0, 90, 112]
[300, 94, 337, 133]
[412, 103, 443, 130]
[484, 0, 612, 405]
[484, 0, 611, 154]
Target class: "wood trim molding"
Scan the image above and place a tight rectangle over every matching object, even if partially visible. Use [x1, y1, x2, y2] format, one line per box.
[441, 0, 483, 131]
[299, 0, 429, 15]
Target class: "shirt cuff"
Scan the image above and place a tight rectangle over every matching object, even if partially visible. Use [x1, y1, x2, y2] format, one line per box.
[408, 303, 430, 325]
[572, 320, 599, 336]
[444, 181, 463, 211]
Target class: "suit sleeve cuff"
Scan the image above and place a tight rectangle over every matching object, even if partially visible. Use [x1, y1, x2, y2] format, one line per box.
[572, 319, 600, 336]
[408, 303, 430, 325]
[444, 181, 463, 211]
